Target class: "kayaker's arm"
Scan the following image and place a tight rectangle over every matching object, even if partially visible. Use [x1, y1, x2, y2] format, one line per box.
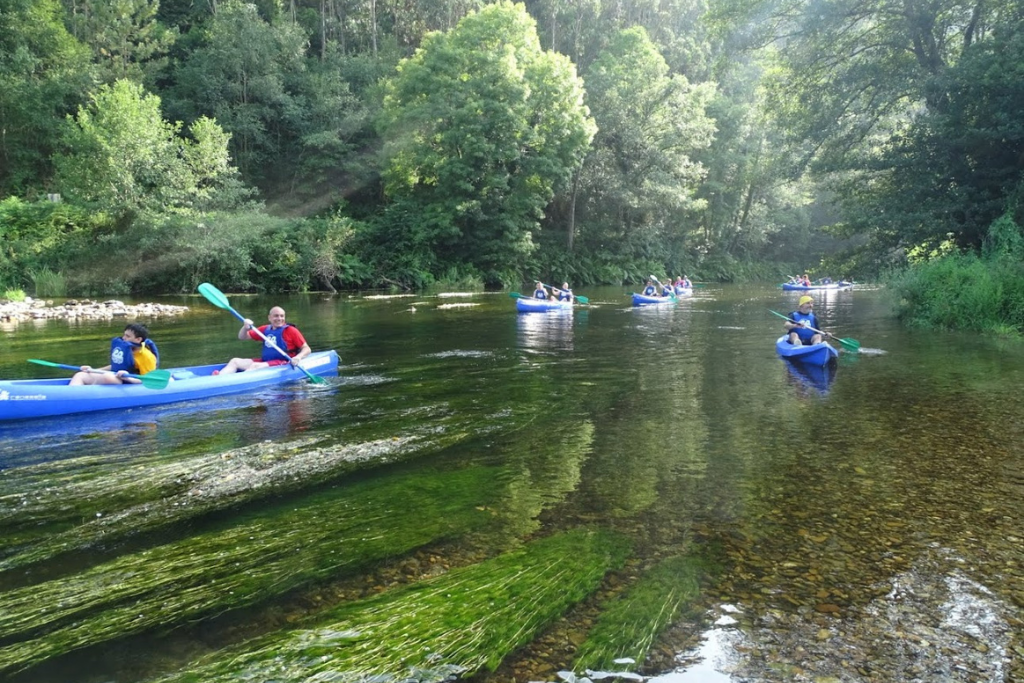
[238, 319, 256, 340]
[289, 342, 312, 367]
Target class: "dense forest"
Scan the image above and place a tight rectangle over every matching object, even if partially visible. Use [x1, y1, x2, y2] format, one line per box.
[1, 0, 1023, 298]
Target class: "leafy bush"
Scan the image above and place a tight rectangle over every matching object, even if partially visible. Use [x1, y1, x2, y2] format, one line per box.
[431, 266, 484, 291]
[887, 216, 1024, 335]
[0, 197, 101, 289]
[30, 269, 67, 297]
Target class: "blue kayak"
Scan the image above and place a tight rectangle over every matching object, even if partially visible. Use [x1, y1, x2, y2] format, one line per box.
[631, 293, 676, 305]
[516, 298, 573, 312]
[0, 350, 340, 421]
[775, 336, 838, 366]
[674, 287, 693, 297]
[781, 282, 853, 291]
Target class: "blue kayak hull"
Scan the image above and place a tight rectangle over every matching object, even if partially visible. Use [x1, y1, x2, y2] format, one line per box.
[516, 298, 573, 312]
[0, 350, 340, 421]
[783, 358, 837, 394]
[775, 336, 838, 366]
[631, 293, 676, 305]
[781, 282, 853, 291]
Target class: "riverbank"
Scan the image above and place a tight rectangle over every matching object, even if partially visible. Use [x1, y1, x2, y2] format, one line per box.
[0, 298, 189, 324]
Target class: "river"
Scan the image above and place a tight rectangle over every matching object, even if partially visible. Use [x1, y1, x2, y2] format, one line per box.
[0, 284, 1020, 682]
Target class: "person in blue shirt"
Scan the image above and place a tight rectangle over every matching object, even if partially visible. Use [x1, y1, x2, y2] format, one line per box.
[533, 282, 549, 300]
[642, 280, 657, 296]
[785, 296, 827, 345]
[70, 323, 159, 385]
[554, 282, 573, 302]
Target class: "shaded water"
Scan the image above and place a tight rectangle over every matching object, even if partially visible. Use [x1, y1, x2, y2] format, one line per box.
[0, 285, 1021, 682]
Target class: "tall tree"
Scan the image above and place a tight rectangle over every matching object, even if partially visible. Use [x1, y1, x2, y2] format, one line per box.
[378, 0, 595, 283]
[571, 27, 715, 257]
[54, 79, 246, 215]
[831, 17, 1024, 253]
[165, 0, 308, 183]
[67, 0, 176, 84]
[0, 0, 93, 195]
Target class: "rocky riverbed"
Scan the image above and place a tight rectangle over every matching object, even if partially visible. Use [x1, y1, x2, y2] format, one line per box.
[0, 298, 189, 323]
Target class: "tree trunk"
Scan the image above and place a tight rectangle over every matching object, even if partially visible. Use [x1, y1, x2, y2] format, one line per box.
[567, 168, 581, 251]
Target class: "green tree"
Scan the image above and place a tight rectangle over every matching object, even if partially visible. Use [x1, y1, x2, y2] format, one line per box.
[68, 0, 176, 84]
[571, 27, 715, 257]
[53, 79, 247, 215]
[165, 0, 308, 182]
[0, 0, 93, 195]
[833, 18, 1024, 254]
[727, 0, 1022, 260]
[378, 0, 595, 283]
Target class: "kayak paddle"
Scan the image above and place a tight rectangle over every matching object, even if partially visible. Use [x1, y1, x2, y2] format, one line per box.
[540, 282, 588, 304]
[28, 359, 172, 389]
[648, 275, 677, 301]
[768, 309, 860, 352]
[197, 283, 327, 385]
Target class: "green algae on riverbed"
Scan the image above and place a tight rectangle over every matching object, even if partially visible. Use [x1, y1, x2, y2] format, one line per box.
[573, 553, 710, 670]
[0, 463, 507, 676]
[0, 397, 529, 575]
[150, 529, 630, 683]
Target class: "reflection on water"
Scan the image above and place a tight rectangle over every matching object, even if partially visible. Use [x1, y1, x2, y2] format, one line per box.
[782, 358, 837, 396]
[0, 379, 342, 468]
[649, 605, 739, 683]
[516, 309, 575, 351]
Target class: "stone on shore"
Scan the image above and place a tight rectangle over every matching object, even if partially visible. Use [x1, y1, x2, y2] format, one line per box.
[0, 297, 189, 324]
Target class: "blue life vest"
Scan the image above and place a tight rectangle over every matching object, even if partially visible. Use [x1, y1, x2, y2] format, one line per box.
[534, 288, 547, 300]
[789, 311, 819, 344]
[260, 324, 296, 362]
[662, 286, 673, 296]
[643, 285, 656, 296]
[109, 337, 160, 372]
[558, 289, 572, 301]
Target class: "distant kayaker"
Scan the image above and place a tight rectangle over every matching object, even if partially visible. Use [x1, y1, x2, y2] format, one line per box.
[784, 296, 826, 345]
[533, 282, 550, 300]
[554, 282, 573, 302]
[217, 306, 311, 374]
[70, 323, 159, 385]
[642, 279, 657, 296]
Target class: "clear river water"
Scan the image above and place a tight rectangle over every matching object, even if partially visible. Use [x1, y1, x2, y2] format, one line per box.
[0, 284, 1021, 683]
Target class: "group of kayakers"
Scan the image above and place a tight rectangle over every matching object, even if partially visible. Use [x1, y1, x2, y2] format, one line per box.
[71, 276, 834, 385]
[533, 281, 574, 302]
[786, 274, 838, 286]
[640, 276, 692, 297]
[70, 307, 310, 385]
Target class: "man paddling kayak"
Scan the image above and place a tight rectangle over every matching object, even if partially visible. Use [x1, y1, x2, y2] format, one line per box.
[784, 296, 827, 345]
[217, 306, 312, 374]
